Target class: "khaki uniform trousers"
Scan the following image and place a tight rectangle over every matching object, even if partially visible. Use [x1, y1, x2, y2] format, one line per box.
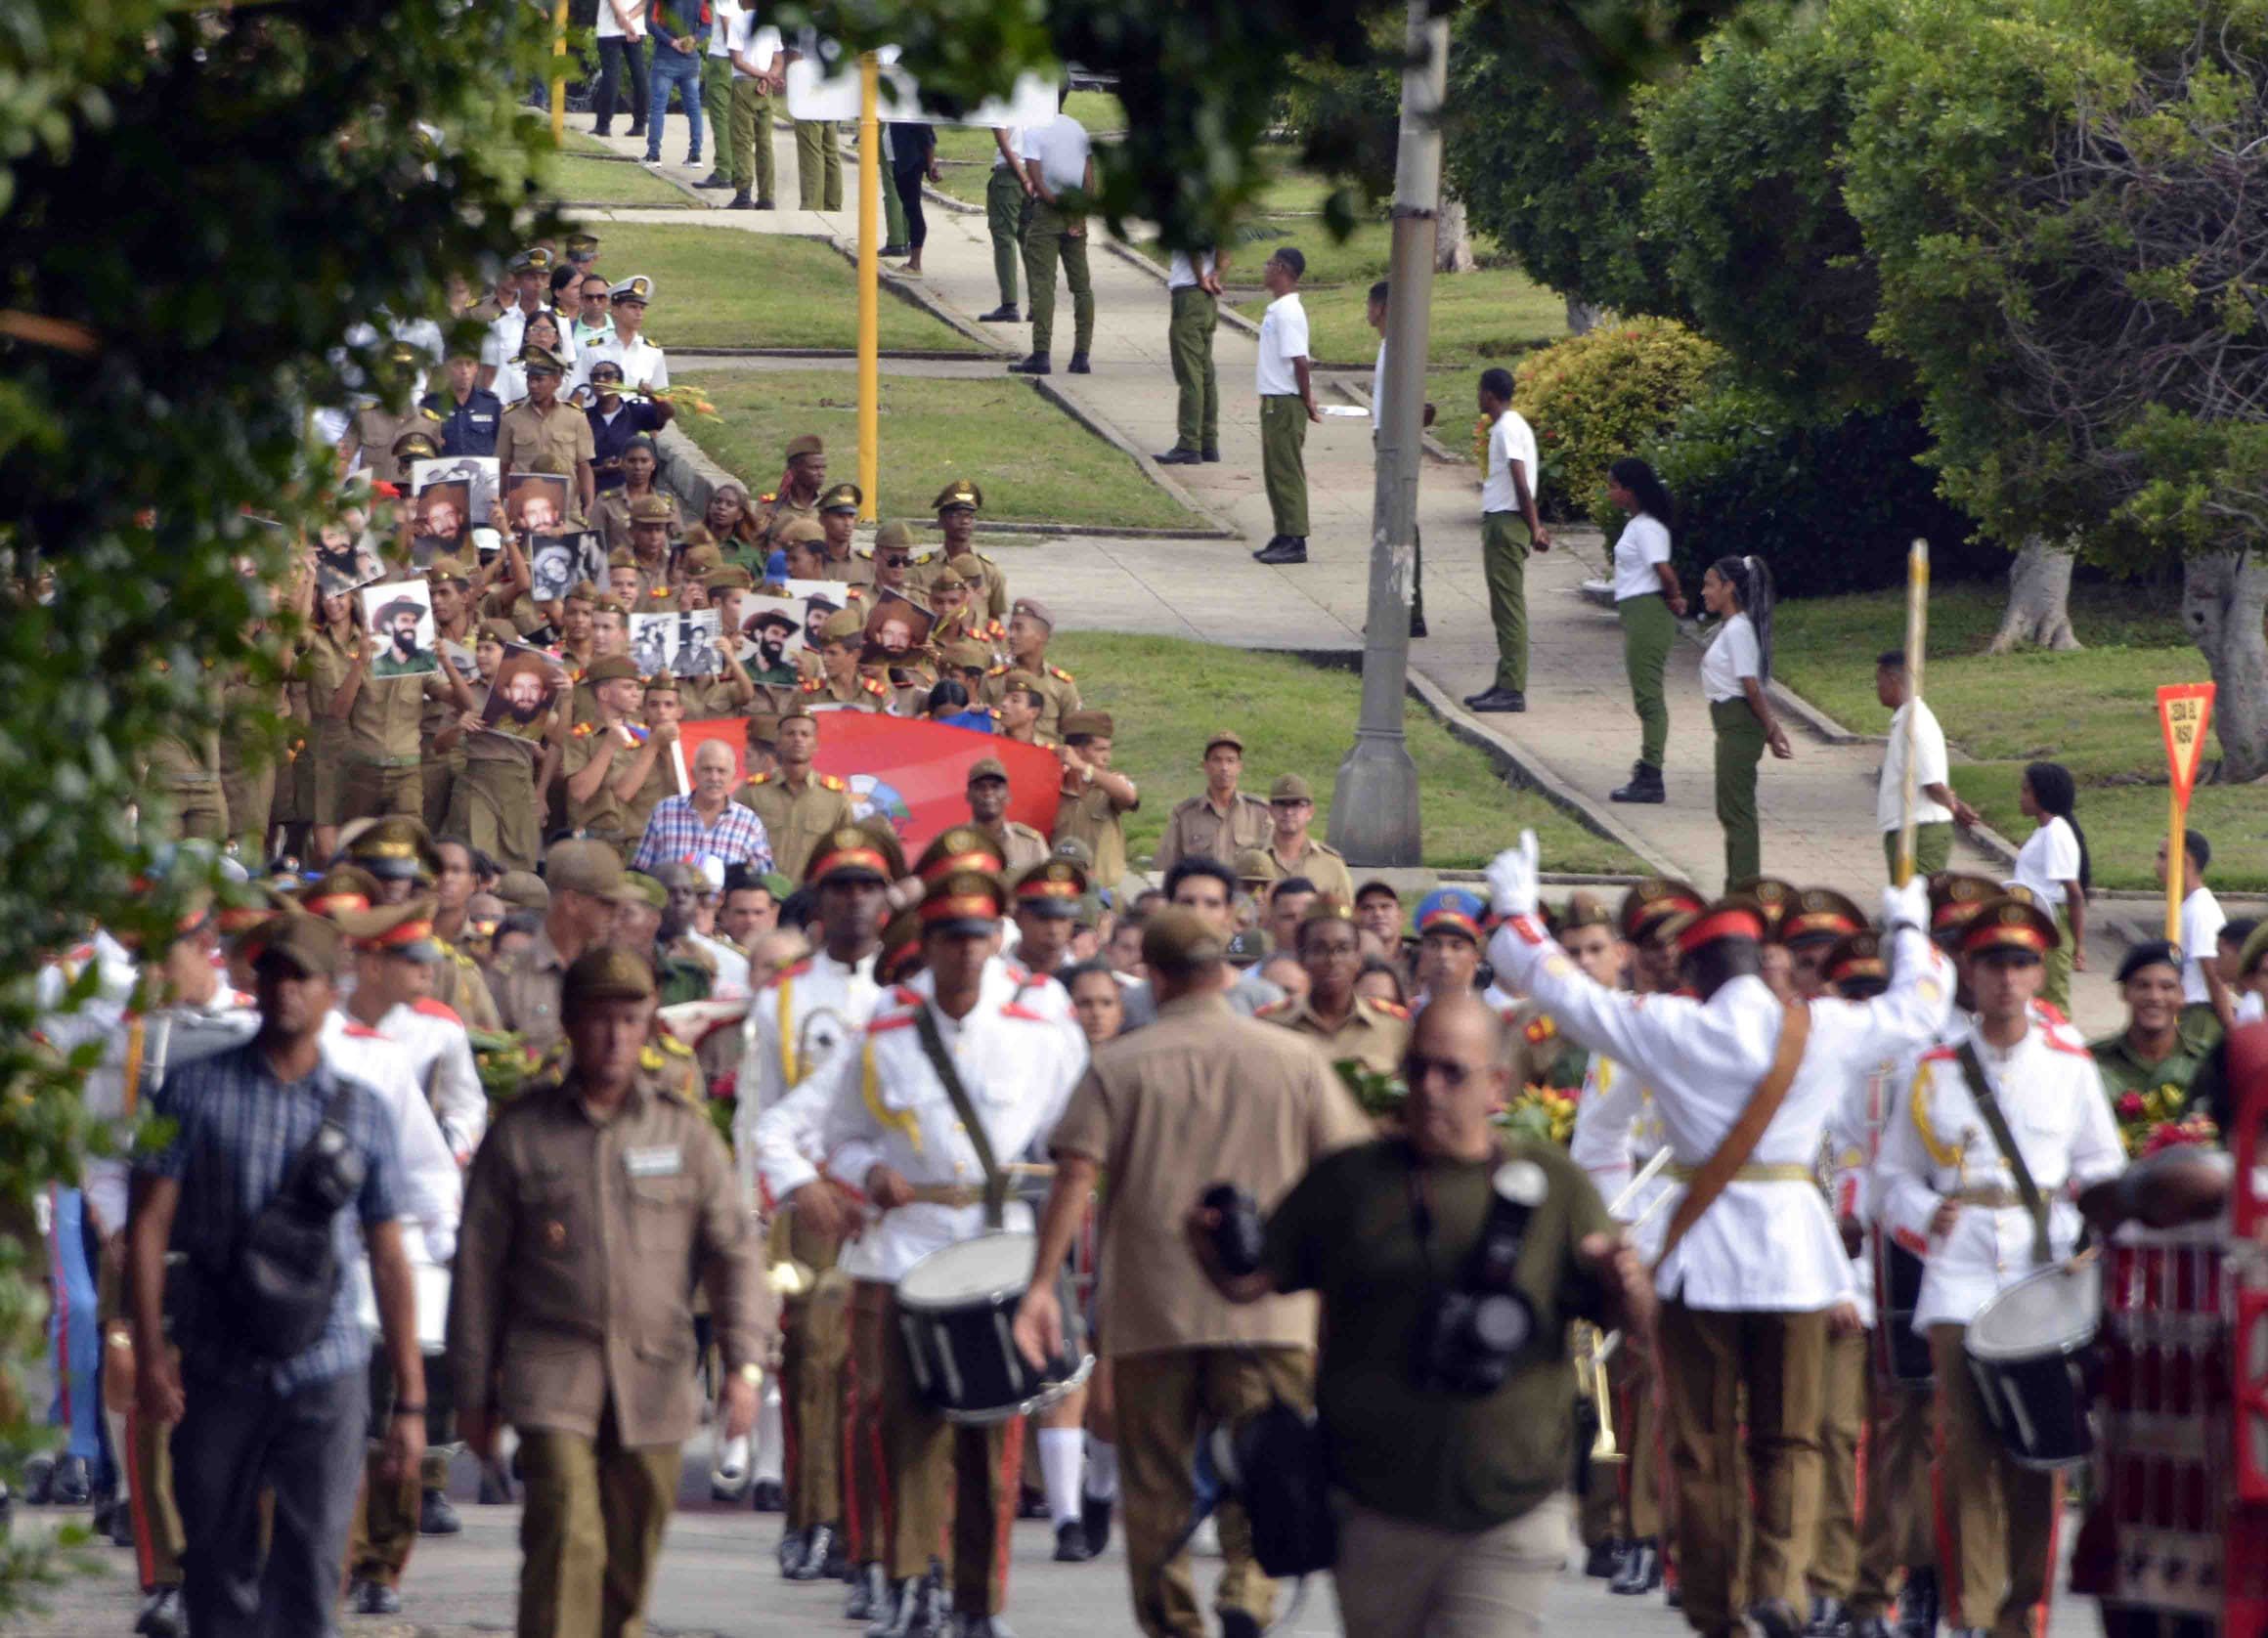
[219, 753, 275, 860]
[848, 1281, 894, 1567]
[880, 1288, 1024, 1616]
[1808, 1327, 1870, 1601]
[515, 1401, 683, 1638]
[1333, 1492, 1570, 1638]
[350, 1351, 458, 1587]
[1629, 1341, 1668, 1541]
[795, 120, 843, 209]
[341, 759, 422, 824]
[1850, 1379, 1936, 1621]
[727, 79, 776, 202]
[1167, 286, 1219, 453]
[1659, 1301, 1830, 1637]
[453, 756, 542, 873]
[422, 745, 465, 838]
[985, 164, 1029, 309]
[1113, 1346, 1313, 1638]
[162, 779, 230, 843]
[1259, 396, 1310, 539]
[1929, 1325, 2058, 1638]
[779, 1218, 848, 1531]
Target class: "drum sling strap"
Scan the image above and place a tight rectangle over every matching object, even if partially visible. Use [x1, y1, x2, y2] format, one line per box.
[1654, 1001, 1810, 1272]
[1954, 1040, 2053, 1268]
[912, 1002, 1007, 1229]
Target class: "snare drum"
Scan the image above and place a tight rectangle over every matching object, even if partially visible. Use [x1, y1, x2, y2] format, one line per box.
[894, 1230, 1093, 1425]
[1964, 1259, 2102, 1470]
[1873, 1240, 1933, 1386]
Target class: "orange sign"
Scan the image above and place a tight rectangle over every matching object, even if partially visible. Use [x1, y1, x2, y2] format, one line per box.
[2158, 682, 2216, 802]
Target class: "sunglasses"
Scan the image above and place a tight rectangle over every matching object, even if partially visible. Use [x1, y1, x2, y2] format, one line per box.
[881, 553, 912, 567]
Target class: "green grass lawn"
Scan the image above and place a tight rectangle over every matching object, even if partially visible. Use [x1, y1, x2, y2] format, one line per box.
[1245, 264, 1568, 369]
[1051, 634, 1647, 873]
[558, 128, 623, 157]
[547, 153, 691, 207]
[576, 226, 981, 352]
[1771, 582, 2265, 890]
[676, 369, 1208, 532]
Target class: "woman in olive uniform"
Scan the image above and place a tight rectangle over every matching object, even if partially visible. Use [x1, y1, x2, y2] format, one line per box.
[298, 583, 365, 860]
[591, 437, 679, 554]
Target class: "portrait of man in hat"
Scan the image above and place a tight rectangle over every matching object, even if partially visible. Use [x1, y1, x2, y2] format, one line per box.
[801, 593, 840, 656]
[412, 480, 470, 557]
[739, 602, 803, 684]
[629, 611, 674, 678]
[861, 589, 934, 664]
[414, 454, 499, 521]
[528, 529, 599, 604]
[361, 581, 439, 677]
[504, 474, 570, 536]
[479, 644, 564, 732]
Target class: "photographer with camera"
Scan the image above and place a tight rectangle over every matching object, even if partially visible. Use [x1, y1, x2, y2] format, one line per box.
[1184, 992, 1652, 1638]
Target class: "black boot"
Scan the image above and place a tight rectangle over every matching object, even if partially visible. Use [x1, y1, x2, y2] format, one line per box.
[419, 1487, 461, 1534]
[847, 1562, 888, 1622]
[979, 305, 1021, 323]
[1200, 445, 1221, 462]
[1893, 1567, 1939, 1638]
[1752, 1599, 1806, 1638]
[1611, 1536, 1662, 1595]
[1054, 1518, 1095, 1562]
[1155, 448, 1201, 465]
[1253, 538, 1307, 566]
[1610, 761, 1666, 803]
[1462, 686, 1527, 712]
[775, 1525, 808, 1574]
[1081, 1489, 1113, 1554]
[750, 1476, 784, 1512]
[789, 1523, 837, 1580]
[1584, 1536, 1626, 1578]
[1068, 352, 1091, 374]
[1007, 353, 1051, 375]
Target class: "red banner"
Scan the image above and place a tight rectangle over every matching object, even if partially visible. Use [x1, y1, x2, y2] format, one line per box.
[678, 713, 1062, 858]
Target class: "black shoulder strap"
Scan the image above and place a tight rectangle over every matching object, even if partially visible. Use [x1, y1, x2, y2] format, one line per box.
[1954, 1039, 2052, 1268]
[911, 1002, 1005, 1228]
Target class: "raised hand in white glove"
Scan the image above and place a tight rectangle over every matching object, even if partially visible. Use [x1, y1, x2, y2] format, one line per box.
[1486, 830, 1542, 920]
[1880, 875, 1930, 933]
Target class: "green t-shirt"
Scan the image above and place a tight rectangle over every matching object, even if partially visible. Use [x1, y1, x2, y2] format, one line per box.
[1260, 1136, 1612, 1532]
[2089, 1031, 2208, 1109]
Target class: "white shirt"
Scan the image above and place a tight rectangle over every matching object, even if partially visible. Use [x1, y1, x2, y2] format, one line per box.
[1611, 514, 1672, 602]
[1567, 1054, 1673, 1263]
[2239, 990, 2265, 1026]
[2011, 815, 2081, 911]
[727, 15, 782, 79]
[1166, 249, 1217, 291]
[990, 126, 1026, 172]
[1699, 612, 1761, 704]
[1488, 915, 1953, 1311]
[370, 996, 487, 1165]
[1025, 114, 1092, 195]
[1824, 1051, 1905, 1329]
[320, 1013, 462, 1269]
[1371, 340, 1387, 432]
[735, 948, 883, 1210]
[581, 329, 669, 394]
[708, 0, 739, 55]
[1481, 410, 1538, 515]
[817, 957, 1086, 1283]
[2178, 884, 2226, 1005]
[1875, 1016, 2123, 1330]
[1254, 293, 1310, 398]
[596, 0, 644, 40]
[1877, 699, 1953, 832]
[484, 309, 578, 405]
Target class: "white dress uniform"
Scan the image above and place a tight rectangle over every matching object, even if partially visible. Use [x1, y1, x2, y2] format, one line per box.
[369, 996, 487, 1166]
[1488, 917, 1954, 1309]
[735, 948, 883, 1213]
[1568, 1053, 1671, 1256]
[1875, 1015, 2124, 1331]
[321, 1012, 462, 1271]
[579, 329, 669, 396]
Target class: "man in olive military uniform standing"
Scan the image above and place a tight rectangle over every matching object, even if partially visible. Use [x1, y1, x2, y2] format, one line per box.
[1258, 897, 1412, 1077]
[1153, 730, 1272, 872]
[2089, 940, 2210, 1124]
[917, 481, 1010, 622]
[797, 609, 894, 712]
[1054, 711, 1140, 893]
[978, 598, 1077, 739]
[752, 434, 829, 548]
[966, 756, 1050, 871]
[495, 348, 596, 518]
[449, 945, 772, 1638]
[489, 839, 638, 1061]
[735, 708, 856, 882]
[1239, 774, 1355, 903]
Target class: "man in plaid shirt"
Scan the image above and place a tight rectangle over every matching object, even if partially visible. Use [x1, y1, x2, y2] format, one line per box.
[126, 912, 429, 1638]
[629, 735, 774, 876]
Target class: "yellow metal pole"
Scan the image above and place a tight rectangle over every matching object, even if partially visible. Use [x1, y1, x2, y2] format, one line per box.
[2165, 786, 2185, 942]
[1895, 539, 1930, 887]
[551, 0, 569, 146]
[857, 53, 880, 523]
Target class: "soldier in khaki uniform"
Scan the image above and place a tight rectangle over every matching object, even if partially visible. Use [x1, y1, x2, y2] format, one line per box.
[344, 816, 503, 1035]
[494, 347, 596, 517]
[419, 559, 480, 837]
[920, 480, 1010, 621]
[797, 608, 894, 712]
[978, 597, 1078, 740]
[1152, 729, 1272, 872]
[445, 620, 555, 874]
[1053, 711, 1139, 891]
[966, 755, 1050, 870]
[927, 556, 1005, 653]
[491, 839, 642, 1062]
[1257, 897, 1412, 1076]
[994, 671, 1059, 749]
[563, 655, 667, 852]
[449, 945, 772, 1638]
[620, 670, 687, 848]
[751, 434, 829, 550]
[300, 580, 368, 857]
[735, 708, 857, 882]
[340, 582, 477, 824]
[1235, 774, 1355, 903]
[1015, 908, 1374, 1638]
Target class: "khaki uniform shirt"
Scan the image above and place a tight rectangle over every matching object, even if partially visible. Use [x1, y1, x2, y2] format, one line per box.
[1255, 993, 1412, 1079]
[753, 493, 822, 550]
[798, 672, 892, 712]
[446, 1064, 771, 1446]
[352, 407, 416, 484]
[1153, 791, 1273, 872]
[562, 722, 647, 838]
[2089, 1031, 2209, 1122]
[1247, 838, 1357, 905]
[979, 661, 1080, 742]
[1049, 991, 1372, 1357]
[490, 923, 572, 1059]
[733, 769, 855, 883]
[431, 943, 502, 1034]
[591, 491, 681, 557]
[345, 670, 428, 766]
[987, 821, 1050, 872]
[496, 399, 595, 484]
[1052, 781, 1134, 890]
[917, 551, 1008, 622]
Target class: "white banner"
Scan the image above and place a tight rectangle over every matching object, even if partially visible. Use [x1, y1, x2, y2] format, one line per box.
[784, 45, 1060, 129]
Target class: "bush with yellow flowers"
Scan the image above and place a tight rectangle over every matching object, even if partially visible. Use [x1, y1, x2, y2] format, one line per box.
[1497, 1084, 1579, 1146]
[1512, 318, 1722, 520]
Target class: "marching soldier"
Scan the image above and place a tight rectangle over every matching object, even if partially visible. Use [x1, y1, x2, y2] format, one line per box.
[489, 839, 640, 1061]
[1256, 897, 1411, 1075]
[753, 434, 830, 549]
[735, 708, 857, 882]
[799, 609, 895, 713]
[345, 814, 503, 1034]
[1875, 897, 2123, 1638]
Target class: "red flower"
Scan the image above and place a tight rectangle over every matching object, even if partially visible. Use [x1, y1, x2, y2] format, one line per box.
[2116, 1091, 2147, 1120]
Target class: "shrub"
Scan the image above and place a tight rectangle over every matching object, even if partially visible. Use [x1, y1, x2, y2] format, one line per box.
[1512, 318, 1722, 519]
[1592, 384, 2007, 597]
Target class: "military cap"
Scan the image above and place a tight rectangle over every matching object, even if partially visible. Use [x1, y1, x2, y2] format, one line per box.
[1927, 874, 2005, 939]
[392, 429, 441, 460]
[966, 756, 1010, 785]
[643, 669, 679, 694]
[609, 275, 655, 303]
[1825, 929, 1888, 990]
[565, 579, 603, 604]
[939, 554, 986, 586]
[1958, 895, 2058, 961]
[806, 819, 907, 887]
[818, 608, 865, 645]
[1415, 887, 1486, 944]
[1732, 878, 1798, 941]
[775, 517, 826, 550]
[1782, 887, 1867, 949]
[678, 543, 722, 577]
[879, 906, 925, 980]
[915, 825, 1006, 884]
[775, 704, 817, 730]
[1619, 878, 1708, 945]
[426, 556, 474, 586]
[477, 618, 521, 645]
[943, 639, 994, 672]
[784, 433, 824, 460]
[873, 520, 917, 553]
[345, 815, 441, 884]
[1051, 836, 1093, 868]
[519, 345, 565, 375]
[345, 894, 445, 965]
[627, 495, 674, 526]
[547, 838, 627, 900]
[922, 868, 1007, 934]
[496, 869, 550, 911]
[565, 233, 601, 261]
[620, 872, 668, 912]
[746, 604, 799, 632]
[999, 670, 1044, 700]
[1062, 710, 1114, 741]
[508, 247, 554, 272]
[371, 594, 425, 626]
[1010, 597, 1055, 628]
[1141, 907, 1225, 970]
[304, 864, 384, 918]
[1301, 895, 1359, 930]
[217, 882, 300, 939]
[591, 595, 631, 620]
[606, 545, 639, 568]
[2115, 941, 2181, 984]
[819, 483, 862, 514]
[1558, 890, 1615, 931]
[744, 711, 780, 746]
[241, 909, 344, 977]
[1202, 728, 1244, 755]
[932, 480, 983, 512]
[1012, 858, 1088, 918]
[562, 944, 658, 1006]
[702, 563, 756, 595]
[1269, 774, 1313, 804]
[585, 654, 642, 686]
[1224, 928, 1271, 967]
[2237, 919, 2268, 978]
[1674, 895, 1770, 959]
[1231, 848, 1276, 885]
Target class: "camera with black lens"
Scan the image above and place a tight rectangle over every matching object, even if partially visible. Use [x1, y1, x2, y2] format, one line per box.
[1200, 1182, 1267, 1279]
[1414, 1159, 1546, 1396]
[288, 1121, 368, 1217]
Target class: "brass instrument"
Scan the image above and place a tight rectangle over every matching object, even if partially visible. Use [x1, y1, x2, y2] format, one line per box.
[764, 1206, 814, 1299]
[1572, 1320, 1624, 1463]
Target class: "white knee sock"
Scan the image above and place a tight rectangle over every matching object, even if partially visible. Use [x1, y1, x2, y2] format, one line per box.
[754, 1377, 785, 1485]
[1082, 1437, 1118, 1501]
[1039, 1428, 1084, 1527]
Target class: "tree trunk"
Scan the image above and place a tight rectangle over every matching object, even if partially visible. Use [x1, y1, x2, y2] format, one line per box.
[1563, 296, 1602, 335]
[1434, 193, 1476, 275]
[2181, 549, 2268, 784]
[1985, 535, 2083, 653]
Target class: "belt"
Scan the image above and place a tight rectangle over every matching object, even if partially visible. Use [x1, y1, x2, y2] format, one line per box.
[1665, 1162, 1819, 1185]
[1947, 1185, 2025, 1210]
[905, 1184, 986, 1209]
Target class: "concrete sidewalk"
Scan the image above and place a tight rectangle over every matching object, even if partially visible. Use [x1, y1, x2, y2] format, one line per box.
[579, 117, 2125, 1030]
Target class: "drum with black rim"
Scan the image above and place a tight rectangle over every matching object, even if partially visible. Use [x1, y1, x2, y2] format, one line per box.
[1964, 1258, 2102, 1470]
[894, 1230, 1092, 1425]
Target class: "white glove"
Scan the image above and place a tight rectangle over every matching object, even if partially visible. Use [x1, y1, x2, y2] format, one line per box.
[1486, 830, 1542, 919]
[1880, 875, 1930, 933]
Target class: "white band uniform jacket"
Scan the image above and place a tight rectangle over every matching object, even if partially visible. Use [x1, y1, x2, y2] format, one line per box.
[1487, 917, 1953, 1311]
[735, 947, 883, 1212]
[1567, 1053, 1674, 1266]
[1874, 1015, 2124, 1333]
[818, 957, 1086, 1285]
[372, 996, 488, 1165]
[1824, 1052, 1902, 1330]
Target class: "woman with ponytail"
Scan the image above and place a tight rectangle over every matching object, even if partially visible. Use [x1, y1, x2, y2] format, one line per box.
[1604, 456, 1684, 804]
[1698, 554, 1792, 885]
[2014, 759, 2089, 1011]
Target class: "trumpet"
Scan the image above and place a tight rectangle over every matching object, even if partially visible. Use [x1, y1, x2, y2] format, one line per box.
[1572, 1320, 1623, 1464]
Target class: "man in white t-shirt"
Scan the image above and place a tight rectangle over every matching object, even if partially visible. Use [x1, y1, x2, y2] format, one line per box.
[722, 7, 781, 211]
[592, 0, 650, 140]
[2158, 829, 2226, 1006]
[1873, 650, 1978, 879]
[1010, 93, 1097, 377]
[1156, 243, 1225, 465]
[1463, 366, 1550, 711]
[1251, 248, 1321, 567]
[979, 126, 1033, 323]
